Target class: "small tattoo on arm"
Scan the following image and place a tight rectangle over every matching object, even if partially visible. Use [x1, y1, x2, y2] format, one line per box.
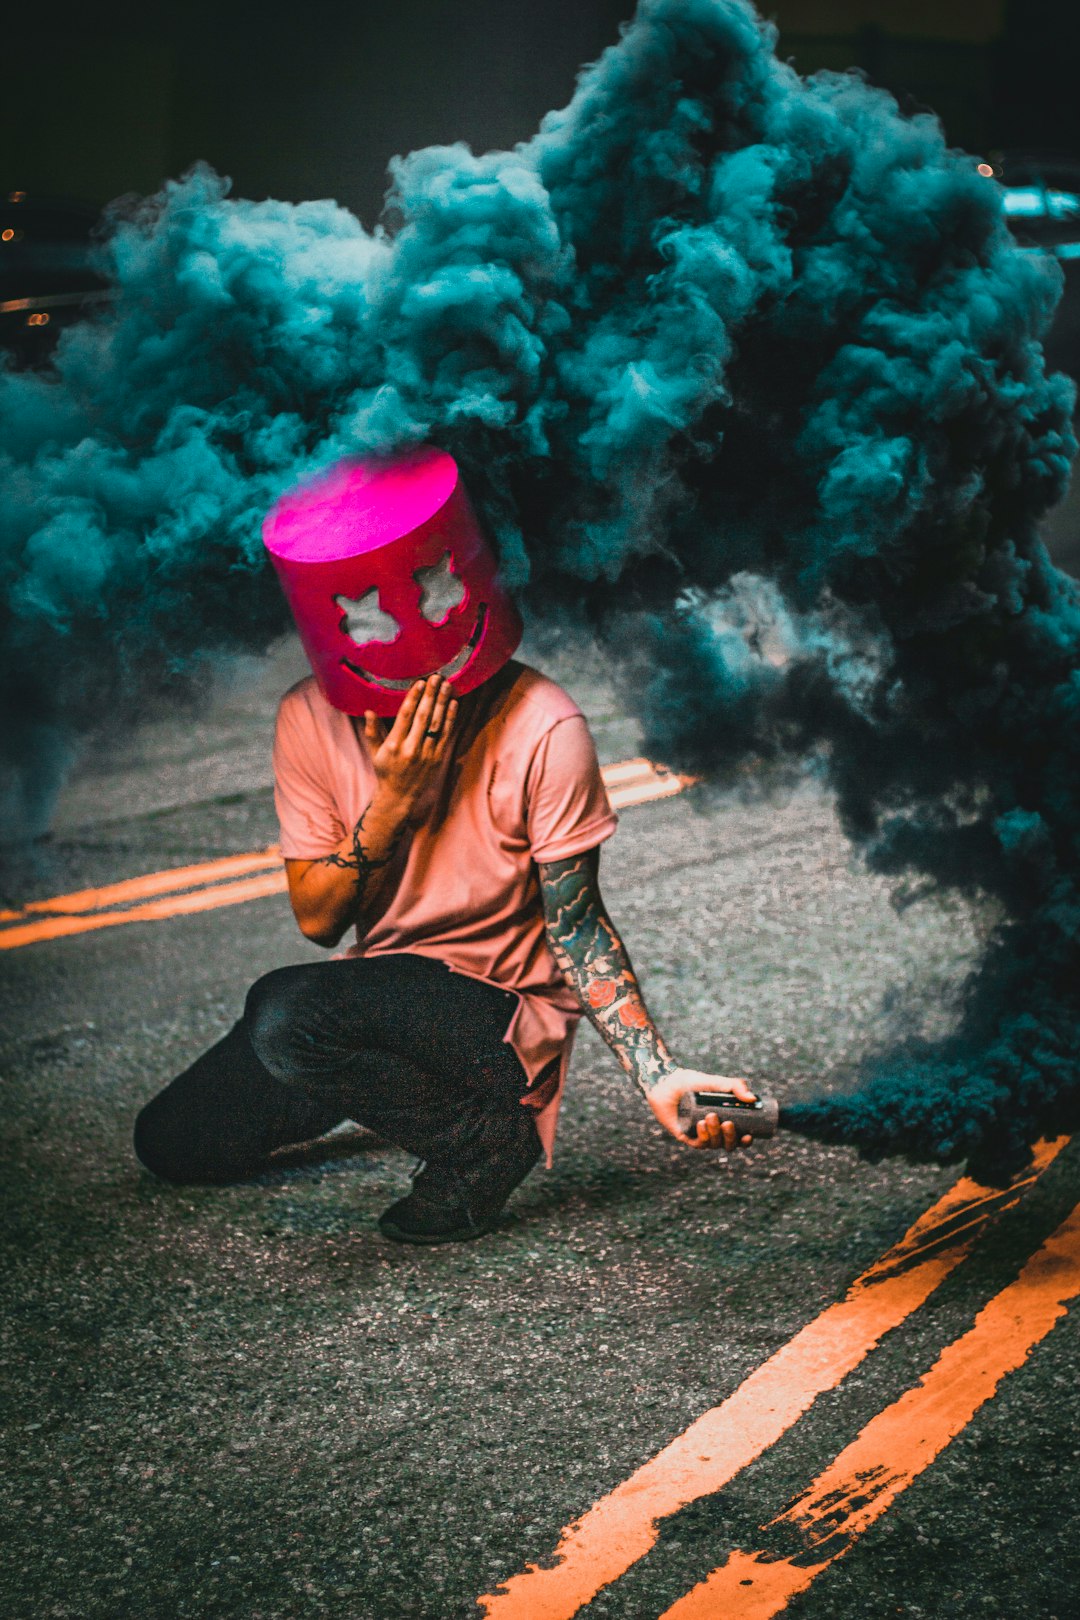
[314, 807, 404, 906]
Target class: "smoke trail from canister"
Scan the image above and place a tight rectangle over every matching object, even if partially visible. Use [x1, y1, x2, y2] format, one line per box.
[3, 0, 1078, 1174]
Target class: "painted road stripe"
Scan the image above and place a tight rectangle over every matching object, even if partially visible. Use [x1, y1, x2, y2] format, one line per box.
[0, 847, 282, 923]
[478, 1137, 1069, 1620]
[0, 757, 696, 950]
[0, 870, 290, 949]
[658, 1195, 1080, 1619]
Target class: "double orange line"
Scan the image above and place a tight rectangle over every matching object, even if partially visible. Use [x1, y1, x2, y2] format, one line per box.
[0, 849, 287, 951]
[479, 1136, 1077, 1619]
[0, 758, 696, 952]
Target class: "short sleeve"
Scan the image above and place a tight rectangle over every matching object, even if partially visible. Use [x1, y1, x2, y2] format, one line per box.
[525, 715, 619, 863]
[273, 693, 348, 859]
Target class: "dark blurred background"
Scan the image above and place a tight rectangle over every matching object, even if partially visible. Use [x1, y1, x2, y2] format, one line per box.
[3, 0, 1080, 553]
[5, 0, 1078, 218]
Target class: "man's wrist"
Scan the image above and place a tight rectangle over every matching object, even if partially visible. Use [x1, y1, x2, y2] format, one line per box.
[631, 1049, 680, 1099]
[364, 784, 417, 844]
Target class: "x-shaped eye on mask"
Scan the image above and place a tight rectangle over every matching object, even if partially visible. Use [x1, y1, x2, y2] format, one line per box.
[334, 587, 399, 646]
[414, 550, 466, 621]
[335, 551, 466, 647]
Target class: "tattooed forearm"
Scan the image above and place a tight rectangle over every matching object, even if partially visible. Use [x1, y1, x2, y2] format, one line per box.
[538, 850, 679, 1098]
[285, 785, 416, 947]
[312, 805, 406, 920]
[315, 806, 401, 881]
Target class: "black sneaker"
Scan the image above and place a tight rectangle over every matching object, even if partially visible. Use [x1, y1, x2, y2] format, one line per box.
[377, 1162, 491, 1245]
[378, 1109, 544, 1246]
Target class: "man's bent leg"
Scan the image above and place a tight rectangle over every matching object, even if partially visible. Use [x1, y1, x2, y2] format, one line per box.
[245, 956, 543, 1236]
[133, 1019, 346, 1184]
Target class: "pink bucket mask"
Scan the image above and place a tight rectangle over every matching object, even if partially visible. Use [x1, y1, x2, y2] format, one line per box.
[262, 446, 523, 717]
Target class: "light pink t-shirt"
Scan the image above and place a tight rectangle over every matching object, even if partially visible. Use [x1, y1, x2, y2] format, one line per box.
[272, 661, 619, 1161]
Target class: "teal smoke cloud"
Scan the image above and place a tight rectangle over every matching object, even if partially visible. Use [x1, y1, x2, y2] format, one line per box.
[3, 0, 1078, 1175]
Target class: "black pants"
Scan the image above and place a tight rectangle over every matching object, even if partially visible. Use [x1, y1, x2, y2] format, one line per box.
[133, 954, 543, 1204]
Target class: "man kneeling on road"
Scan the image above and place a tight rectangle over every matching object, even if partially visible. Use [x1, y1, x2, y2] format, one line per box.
[134, 446, 754, 1243]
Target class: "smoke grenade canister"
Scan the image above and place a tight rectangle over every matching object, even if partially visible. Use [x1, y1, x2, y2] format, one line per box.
[677, 1089, 780, 1141]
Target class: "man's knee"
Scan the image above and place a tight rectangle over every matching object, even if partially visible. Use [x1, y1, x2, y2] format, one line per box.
[244, 965, 314, 1078]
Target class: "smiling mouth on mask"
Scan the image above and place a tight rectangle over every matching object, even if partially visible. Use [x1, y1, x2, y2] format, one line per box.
[340, 604, 488, 690]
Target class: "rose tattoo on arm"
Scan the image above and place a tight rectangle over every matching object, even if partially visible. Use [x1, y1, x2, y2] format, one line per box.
[538, 848, 679, 1098]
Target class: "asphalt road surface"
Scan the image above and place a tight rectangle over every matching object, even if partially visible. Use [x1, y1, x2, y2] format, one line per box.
[3, 633, 1079, 1620]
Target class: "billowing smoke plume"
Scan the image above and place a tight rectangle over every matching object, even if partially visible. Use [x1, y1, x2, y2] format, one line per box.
[3, 0, 1078, 1175]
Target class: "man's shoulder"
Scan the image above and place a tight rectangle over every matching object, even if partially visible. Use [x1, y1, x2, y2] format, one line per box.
[274, 675, 354, 760]
[502, 662, 585, 732]
[277, 674, 334, 729]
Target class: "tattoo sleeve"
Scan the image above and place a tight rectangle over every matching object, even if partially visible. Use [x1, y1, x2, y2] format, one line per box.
[538, 849, 678, 1098]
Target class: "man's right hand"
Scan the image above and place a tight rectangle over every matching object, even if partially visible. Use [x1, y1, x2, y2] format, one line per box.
[285, 675, 459, 948]
[364, 674, 459, 825]
[646, 1068, 757, 1151]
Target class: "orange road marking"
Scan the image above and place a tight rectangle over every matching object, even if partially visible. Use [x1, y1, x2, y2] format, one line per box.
[0, 870, 287, 949]
[608, 773, 695, 808]
[0, 758, 694, 951]
[602, 757, 699, 808]
[659, 1195, 1080, 1619]
[0, 848, 281, 923]
[478, 1138, 1068, 1620]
